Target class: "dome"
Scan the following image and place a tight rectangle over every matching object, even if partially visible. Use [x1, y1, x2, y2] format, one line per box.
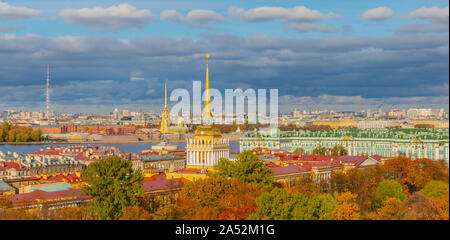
[194, 126, 222, 137]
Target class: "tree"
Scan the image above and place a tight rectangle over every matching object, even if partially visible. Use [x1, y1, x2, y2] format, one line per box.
[422, 180, 449, 200]
[372, 198, 403, 220]
[215, 151, 274, 187]
[46, 206, 91, 220]
[289, 176, 320, 197]
[305, 193, 336, 220]
[0, 197, 12, 209]
[81, 156, 144, 220]
[415, 158, 449, 189]
[382, 157, 420, 193]
[176, 177, 231, 219]
[119, 206, 152, 220]
[255, 188, 306, 220]
[255, 189, 336, 220]
[375, 180, 406, 207]
[293, 147, 304, 155]
[153, 203, 183, 220]
[313, 145, 330, 155]
[347, 167, 383, 212]
[330, 170, 350, 193]
[330, 145, 348, 156]
[218, 180, 262, 220]
[332, 192, 360, 220]
[435, 189, 449, 220]
[212, 158, 233, 178]
[401, 193, 445, 220]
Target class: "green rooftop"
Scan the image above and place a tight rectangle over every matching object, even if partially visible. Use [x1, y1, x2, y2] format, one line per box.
[247, 128, 449, 141]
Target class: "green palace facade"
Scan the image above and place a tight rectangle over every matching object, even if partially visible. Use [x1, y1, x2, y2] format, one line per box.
[240, 127, 449, 162]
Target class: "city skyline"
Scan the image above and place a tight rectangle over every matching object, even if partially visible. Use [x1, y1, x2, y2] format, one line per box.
[0, 0, 448, 113]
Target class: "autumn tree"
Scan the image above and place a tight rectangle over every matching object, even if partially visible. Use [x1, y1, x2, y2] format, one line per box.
[176, 177, 231, 219]
[254, 188, 306, 220]
[119, 206, 152, 220]
[401, 193, 445, 220]
[293, 147, 304, 155]
[415, 158, 449, 189]
[382, 157, 419, 193]
[81, 156, 144, 220]
[330, 145, 348, 156]
[254, 188, 336, 220]
[372, 198, 404, 220]
[330, 170, 350, 194]
[332, 192, 360, 220]
[214, 151, 274, 187]
[289, 176, 320, 197]
[422, 180, 449, 200]
[375, 180, 406, 207]
[347, 167, 383, 212]
[313, 145, 330, 155]
[305, 193, 336, 220]
[218, 180, 262, 220]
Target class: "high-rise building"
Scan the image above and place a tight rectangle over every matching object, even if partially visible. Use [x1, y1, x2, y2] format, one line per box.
[113, 108, 119, 120]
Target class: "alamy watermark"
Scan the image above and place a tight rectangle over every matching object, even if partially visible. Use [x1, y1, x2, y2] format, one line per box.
[168, 81, 278, 126]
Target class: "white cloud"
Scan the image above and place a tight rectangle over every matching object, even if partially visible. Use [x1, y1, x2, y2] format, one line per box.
[362, 6, 393, 20]
[160, 10, 185, 23]
[228, 6, 340, 22]
[396, 6, 449, 34]
[397, 23, 449, 34]
[285, 22, 336, 33]
[410, 6, 449, 23]
[160, 9, 224, 27]
[0, 1, 40, 20]
[0, 25, 24, 32]
[60, 3, 154, 30]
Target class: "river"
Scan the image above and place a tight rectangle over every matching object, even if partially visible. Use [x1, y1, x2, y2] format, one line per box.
[0, 141, 241, 155]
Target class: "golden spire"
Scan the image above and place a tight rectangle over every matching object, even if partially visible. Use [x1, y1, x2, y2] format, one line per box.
[164, 79, 168, 110]
[203, 53, 213, 119]
[160, 80, 170, 133]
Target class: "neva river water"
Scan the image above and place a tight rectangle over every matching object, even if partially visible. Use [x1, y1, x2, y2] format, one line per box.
[0, 141, 241, 155]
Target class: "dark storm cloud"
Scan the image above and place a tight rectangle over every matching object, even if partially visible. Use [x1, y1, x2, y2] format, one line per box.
[0, 32, 448, 110]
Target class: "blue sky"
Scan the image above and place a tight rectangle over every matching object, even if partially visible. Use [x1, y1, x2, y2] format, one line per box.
[0, 0, 448, 113]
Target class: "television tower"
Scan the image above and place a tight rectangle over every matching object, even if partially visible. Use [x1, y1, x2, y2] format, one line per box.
[46, 64, 50, 119]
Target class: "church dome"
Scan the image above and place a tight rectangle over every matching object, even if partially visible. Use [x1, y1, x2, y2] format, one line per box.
[194, 126, 222, 137]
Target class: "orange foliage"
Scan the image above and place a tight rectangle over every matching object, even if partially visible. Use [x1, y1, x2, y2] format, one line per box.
[332, 192, 360, 220]
[401, 193, 445, 220]
[120, 206, 152, 220]
[373, 198, 403, 220]
[434, 189, 449, 220]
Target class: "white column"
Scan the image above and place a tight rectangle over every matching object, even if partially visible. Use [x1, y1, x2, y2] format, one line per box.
[196, 151, 199, 166]
[187, 151, 190, 165]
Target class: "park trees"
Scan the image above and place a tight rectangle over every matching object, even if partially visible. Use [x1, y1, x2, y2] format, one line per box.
[375, 180, 406, 206]
[332, 192, 360, 220]
[401, 193, 445, 220]
[119, 206, 152, 220]
[252, 187, 336, 220]
[81, 156, 144, 220]
[371, 197, 403, 220]
[422, 180, 449, 200]
[214, 151, 274, 187]
[176, 177, 262, 220]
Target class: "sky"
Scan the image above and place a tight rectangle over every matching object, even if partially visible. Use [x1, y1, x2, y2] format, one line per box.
[0, 0, 448, 113]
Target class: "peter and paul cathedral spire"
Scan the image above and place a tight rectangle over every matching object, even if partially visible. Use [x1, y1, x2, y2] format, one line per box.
[160, 80, 171, 134]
